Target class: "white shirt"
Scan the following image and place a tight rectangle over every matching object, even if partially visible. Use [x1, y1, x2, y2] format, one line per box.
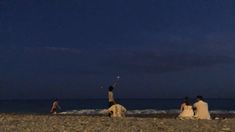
[193, 100, 211, 120]
[178, 105, 194, 119]
[108, 91, 114, 102]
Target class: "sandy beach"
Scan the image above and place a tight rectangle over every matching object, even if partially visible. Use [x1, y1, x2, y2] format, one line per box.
[0, 114, 234, 132]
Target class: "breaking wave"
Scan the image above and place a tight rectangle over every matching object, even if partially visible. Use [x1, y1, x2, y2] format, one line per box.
[59, 109, 235, 115]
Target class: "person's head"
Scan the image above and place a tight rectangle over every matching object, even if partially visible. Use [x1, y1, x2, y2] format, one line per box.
[109, 86, 114, 91]
[183, 97, 190, 105]
[54, 98, 58, 102]
[183, 97, 189, 102]
[196, 96, 204, 101]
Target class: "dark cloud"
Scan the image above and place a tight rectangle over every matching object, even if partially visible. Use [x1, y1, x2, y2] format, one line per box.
[23, 47, 81, 54]
[99, 49, 235, 74]
[0, 47, 235, 99]
[1, 47, 234, 76]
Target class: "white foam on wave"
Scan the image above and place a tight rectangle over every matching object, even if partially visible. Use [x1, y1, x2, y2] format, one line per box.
[60, 109, 108, 115]
[229, 111, 235, 114]
[127, 109, 180, 114]
[210, 110, 227, 114]
[127, 109, 167, 114]
[59, 109, 180, 115]
[210, 110, 235, 114]
[59, 109, 235, 115]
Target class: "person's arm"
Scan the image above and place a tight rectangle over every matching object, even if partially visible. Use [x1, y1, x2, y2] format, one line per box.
[120, 106, 127, 117]
[50, 102, 55, 113]
[50, 107, 54, 113]
[192, 103, 197, 111]
[122, 106, 127, 113]
[55, 102, 61, 110]
[180, 103, 185, 112]
[108, 106, 113, 116]
[57, 104, 62, 110]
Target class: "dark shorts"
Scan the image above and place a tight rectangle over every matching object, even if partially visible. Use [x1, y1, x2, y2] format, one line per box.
[109, 101, 114, 107]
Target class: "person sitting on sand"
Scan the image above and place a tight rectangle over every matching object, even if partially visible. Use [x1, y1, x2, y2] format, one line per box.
[193, 96, 211, 120]
[108, 86, 115, 107]
[178, 97, 194, 119]
[50, 99, 61, 114]
[108, 101, 127, 118]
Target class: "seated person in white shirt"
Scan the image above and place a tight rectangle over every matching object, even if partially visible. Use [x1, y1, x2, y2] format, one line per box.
[178, 97, 194, 119]
[193, 96, 211, 120]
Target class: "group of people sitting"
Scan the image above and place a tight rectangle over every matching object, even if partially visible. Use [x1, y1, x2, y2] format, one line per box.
[50, 86, 211, 120]
[178, 96, 211, 120]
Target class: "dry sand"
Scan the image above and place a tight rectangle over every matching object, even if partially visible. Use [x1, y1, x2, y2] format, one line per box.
[0, 114, 234, 132]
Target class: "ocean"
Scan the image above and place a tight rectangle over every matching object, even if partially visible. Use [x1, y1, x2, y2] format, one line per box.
[0, 99, 235, 115]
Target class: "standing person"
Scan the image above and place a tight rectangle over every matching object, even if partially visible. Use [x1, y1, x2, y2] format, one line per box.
[108, 101, 127, 118]
[193, 96, 211, 120]
[108, 86, 115, 107]
[50, 99, 61, 114]
[178, 97, 194, 119]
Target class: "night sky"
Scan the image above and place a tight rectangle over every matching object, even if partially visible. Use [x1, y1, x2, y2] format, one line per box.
[1, 0, 235, 99]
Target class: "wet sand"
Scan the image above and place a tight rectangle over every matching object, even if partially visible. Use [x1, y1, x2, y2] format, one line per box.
[0, 114, 234, 132]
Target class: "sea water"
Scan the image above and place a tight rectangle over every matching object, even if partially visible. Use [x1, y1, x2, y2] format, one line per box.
[0, 99, 234, 115]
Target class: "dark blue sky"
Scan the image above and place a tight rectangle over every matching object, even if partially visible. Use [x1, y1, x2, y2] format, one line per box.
[0, 0, 235, 99]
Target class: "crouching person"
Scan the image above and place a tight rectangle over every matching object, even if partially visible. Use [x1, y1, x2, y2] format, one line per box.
[108, 102, 127, 118]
